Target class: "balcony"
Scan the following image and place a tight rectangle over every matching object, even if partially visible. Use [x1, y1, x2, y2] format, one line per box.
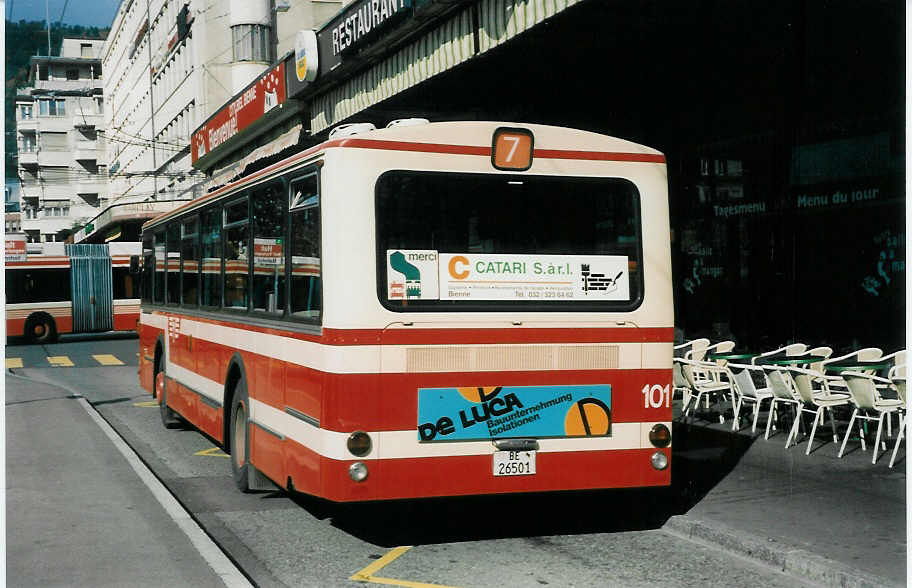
[33, 78, 103, 92]
[17, 118, 37, 132]
[33, 116, 72, 132]
[38, 150, 71, 167]
[76, 176, 107, 197]
[18, 150, 38, 167]
[73, 113, 103, 129]
[74, 140, 99, 162]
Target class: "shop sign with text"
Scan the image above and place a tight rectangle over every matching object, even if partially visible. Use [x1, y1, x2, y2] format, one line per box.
[318, 0, 413, 74]
[192, 62, 286, 163]
[5, 235, 26, 262]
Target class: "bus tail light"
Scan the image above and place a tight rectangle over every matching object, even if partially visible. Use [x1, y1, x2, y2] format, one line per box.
[648, 424, 671, 448]
[349, 462, 369, 482]
[650, 451, 668, 470]
[347, 431, 372, 457]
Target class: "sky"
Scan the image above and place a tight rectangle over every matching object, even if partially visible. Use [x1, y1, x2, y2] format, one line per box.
[5, 0, 121, 28]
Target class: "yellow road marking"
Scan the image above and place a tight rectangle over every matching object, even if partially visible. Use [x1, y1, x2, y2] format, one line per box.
[195, 447, 230, 458]
[6, 358, 23, 369]
[93, 354, 125, 366]
[351, 547, 461, 588]
[48, 356, 74, 367]
[134, 401, 159, 407]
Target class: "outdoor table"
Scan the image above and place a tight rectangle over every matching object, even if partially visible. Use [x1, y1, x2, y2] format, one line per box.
[706, 352, 757, 362]
[821, 360, 893, 375]
[758, 355, 828, 367]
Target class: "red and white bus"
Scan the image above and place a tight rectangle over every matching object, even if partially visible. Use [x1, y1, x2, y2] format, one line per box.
[5, 239, 141, 343]
[138, 121, 674, 502]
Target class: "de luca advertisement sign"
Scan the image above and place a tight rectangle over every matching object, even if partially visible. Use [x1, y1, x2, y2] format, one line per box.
[386, 251, 631, 302]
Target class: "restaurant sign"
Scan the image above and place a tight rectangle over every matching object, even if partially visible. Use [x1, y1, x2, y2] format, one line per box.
[192, 62, 287, 164]
[318, 0, 413, 75]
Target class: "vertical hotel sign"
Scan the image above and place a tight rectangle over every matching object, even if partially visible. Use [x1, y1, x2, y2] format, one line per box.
[192, 62, 287, 164]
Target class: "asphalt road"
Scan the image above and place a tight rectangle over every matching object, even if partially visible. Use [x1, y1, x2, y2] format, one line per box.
[5, 335, 819, 587]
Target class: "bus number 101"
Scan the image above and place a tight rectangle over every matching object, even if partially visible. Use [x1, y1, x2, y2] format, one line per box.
[641, 384, 671, 409]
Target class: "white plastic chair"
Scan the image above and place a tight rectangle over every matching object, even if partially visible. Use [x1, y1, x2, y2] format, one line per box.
[806, 346, 833, 373]
[889, 364, 906, 468]
[838, 370, 904, 464]
[880, 350, 907, 377]
[678, 358, 732, 423]
[727, 363, 773, 433]
[706, 340, 736, 355]
[821, 347, 883, 390]
[762, 366, 803, 445]
[672, 358, 692, 410]
[674, 338, 710, 360]
[752, 343, 808, 365]
[785, 366, 850, 454]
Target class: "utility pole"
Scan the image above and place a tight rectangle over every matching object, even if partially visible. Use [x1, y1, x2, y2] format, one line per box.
[146, 0, 158, 198]
[45, 0, 51, 56]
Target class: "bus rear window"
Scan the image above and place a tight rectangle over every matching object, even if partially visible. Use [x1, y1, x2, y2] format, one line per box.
[376, 172, 643, 311]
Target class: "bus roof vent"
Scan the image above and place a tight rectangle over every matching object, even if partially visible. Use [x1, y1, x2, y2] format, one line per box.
[386, 118, 429, 128]
[328, 123, 377, 139]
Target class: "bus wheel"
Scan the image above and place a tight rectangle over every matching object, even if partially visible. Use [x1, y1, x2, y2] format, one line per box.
[158, 371, 181, 429]
[230, 377, 252, 493]
[25, 313, 57, 344]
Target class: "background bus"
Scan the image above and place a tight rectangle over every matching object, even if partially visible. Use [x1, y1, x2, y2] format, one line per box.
[5, 240, 141, 343]
[138, 121, 674, 502]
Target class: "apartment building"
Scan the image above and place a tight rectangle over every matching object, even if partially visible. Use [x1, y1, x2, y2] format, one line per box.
[15, 38, 107, 243]
[89, 0, 340, 243]
[5, 183, 22, 234]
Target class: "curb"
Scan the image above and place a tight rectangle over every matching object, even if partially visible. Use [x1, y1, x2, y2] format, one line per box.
[662, 515, 898, 588]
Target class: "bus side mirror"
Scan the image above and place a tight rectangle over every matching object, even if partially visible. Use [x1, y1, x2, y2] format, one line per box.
[130, 255, 140, 274]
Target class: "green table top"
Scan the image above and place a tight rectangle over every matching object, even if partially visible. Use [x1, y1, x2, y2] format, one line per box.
[823, 361, 893, 373]
[760, 355, 828, 366]
[706, 352, 757, 361]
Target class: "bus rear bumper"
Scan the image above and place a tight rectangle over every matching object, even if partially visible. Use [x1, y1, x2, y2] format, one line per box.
[300, 447, 671, 502]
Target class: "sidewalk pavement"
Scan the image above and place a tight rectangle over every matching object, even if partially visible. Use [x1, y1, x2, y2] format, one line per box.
[5, 372, 249, 587]
[665, 409, 906, 587]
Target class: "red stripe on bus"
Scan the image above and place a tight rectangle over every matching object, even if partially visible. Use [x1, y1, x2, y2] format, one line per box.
[335, 138, 491, 156]
[144, 137, 663, 229]
[142, 312, 672, 346]
[322, 327, 674, 345]
[534, 149, 666, 163]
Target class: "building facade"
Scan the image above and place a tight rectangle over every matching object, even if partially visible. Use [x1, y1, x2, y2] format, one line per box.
[15, 38, 107, 243]
[83, 0, 341, 243]
[188, 0, 905, 352]
[5, 183, 22, 234]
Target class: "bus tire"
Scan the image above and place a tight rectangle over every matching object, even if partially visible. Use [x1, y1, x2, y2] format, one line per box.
[25, 313, 57, 344]
[229, 376, 252, 493]
[158, 371, 181, 429]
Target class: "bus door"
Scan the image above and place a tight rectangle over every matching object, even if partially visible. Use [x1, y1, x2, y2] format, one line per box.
[66, 244, 114, 333]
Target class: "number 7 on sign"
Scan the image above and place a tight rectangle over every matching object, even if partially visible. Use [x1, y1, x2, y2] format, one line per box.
[492, 128, 533, 170]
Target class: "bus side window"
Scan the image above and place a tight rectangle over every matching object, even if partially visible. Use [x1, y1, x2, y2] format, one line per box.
[141, 234, 153, 303]
[153, 230, 165, 304]
[223, 197, 250, 311]
[201, 207, 222, 309]
[251, 182, 285, 315]
[112, 267, 133, 299]
[289, 174, 321, 323]
[181, 216, 200, 307]
[166, 223, 181, 305]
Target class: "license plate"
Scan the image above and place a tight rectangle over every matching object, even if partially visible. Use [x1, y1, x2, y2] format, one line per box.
[493, 450, 536, 476]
